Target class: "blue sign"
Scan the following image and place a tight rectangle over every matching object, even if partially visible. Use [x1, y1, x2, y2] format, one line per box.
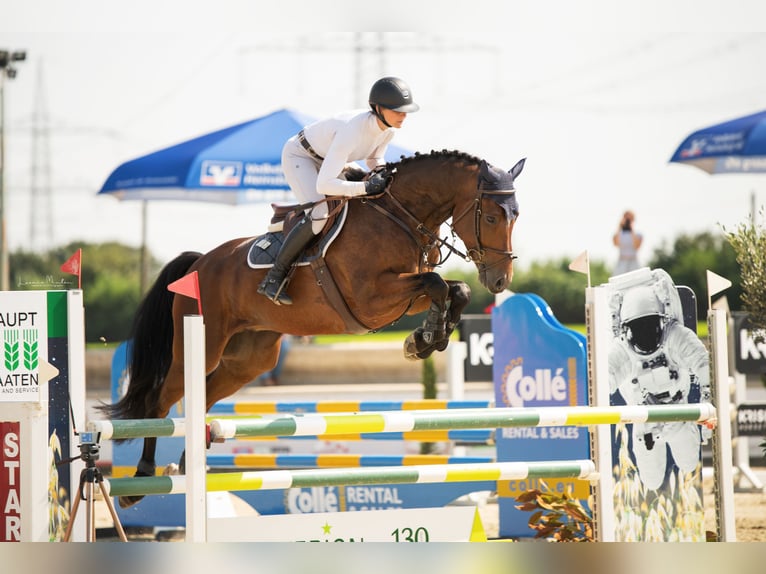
[491, 293, 588, 538]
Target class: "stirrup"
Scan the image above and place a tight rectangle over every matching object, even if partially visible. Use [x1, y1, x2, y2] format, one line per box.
[257, 278, 293, 306]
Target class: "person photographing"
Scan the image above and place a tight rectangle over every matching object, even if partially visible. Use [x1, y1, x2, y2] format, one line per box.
[612, 210, 643, 276]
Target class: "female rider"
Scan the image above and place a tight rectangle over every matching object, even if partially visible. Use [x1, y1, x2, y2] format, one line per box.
[257, 76, 419, 305]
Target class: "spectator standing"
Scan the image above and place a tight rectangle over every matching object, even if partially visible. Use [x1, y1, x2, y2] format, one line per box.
[613, 210, 643, 276]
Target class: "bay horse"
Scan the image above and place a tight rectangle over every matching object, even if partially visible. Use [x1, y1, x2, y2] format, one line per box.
[100, 149, 525, 508]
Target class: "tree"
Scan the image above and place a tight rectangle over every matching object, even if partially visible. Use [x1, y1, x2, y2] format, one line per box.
[508, 258, 611, 323]
[648, 231, 741, 320]
[10, 242, 161, 343]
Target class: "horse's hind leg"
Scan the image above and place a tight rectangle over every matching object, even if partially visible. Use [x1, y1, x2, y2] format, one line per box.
[117, 359, 189, 509]
[175, 331, 283, 473]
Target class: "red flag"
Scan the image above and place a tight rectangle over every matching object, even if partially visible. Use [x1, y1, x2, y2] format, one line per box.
[167, 271, 202, 315]
[60, 249, 82, 289]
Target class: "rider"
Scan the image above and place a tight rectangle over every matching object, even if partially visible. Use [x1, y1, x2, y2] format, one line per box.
[257, 76, 419, 305]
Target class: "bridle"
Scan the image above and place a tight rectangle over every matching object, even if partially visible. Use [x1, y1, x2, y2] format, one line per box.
[449, 189, 518, 269]
[361, 183, 518, 271]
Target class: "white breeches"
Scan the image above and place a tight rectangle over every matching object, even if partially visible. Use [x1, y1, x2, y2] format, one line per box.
[282, 138, 327, 235]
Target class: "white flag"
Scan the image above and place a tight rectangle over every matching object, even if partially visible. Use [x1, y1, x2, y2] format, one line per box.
[568, 250, 591, 288]
[706, 270, 732, 298]
[568, 250, 589, 274]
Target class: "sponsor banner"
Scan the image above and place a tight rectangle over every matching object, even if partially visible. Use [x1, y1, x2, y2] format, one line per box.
[733, 312, 766, 374]
[0, 293, 49, 403]
[1, 421, 21, 541]
[736, 403, 766, 437]
[458, 315, 493, 382]
[207, 506, 484, 542]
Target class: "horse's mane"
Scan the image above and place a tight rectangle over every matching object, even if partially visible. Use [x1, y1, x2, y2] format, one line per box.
[385, 149, 483, 170]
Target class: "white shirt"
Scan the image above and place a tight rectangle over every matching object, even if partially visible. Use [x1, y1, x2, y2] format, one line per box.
[302, 110, 395, 197]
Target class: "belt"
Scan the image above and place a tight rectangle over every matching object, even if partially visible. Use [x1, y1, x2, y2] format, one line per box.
[297, 130, 324, 161]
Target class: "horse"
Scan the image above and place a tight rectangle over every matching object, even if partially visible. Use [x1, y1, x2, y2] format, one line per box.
[100, 149, 525, 508]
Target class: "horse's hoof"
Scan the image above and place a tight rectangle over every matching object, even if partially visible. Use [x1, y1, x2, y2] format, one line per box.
[403, 333, 420, 361]
[118, 495, 144, 509]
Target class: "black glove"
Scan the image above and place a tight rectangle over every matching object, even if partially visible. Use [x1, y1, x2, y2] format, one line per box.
[364, 171, 389, 195]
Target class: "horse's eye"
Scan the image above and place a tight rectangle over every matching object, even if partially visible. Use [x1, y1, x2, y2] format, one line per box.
[485, 215, 498, 225]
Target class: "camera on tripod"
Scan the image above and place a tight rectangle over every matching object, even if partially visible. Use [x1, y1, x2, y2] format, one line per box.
[78, 431, 101, 465]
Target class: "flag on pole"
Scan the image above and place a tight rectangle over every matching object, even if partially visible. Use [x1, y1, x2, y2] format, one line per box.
[167, 270, 203, 315]
[568, 250, 591, 287]
[706, 269, 732, 311]
[60, 249, 82, 289]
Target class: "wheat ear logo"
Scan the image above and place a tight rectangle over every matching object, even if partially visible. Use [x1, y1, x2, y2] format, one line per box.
[23, 329, 39, 370]
[4, 330, 19, 371]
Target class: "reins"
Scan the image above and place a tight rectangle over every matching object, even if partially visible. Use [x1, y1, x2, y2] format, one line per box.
[360, 181, 517, 272]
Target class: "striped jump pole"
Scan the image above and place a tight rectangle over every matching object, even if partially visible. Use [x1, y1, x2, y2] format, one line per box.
[209, 403, 718, 441]
[88, 418, 186, 440]
[87, 418, 494, 443]
[209, 399, 494, 415]
[206, 453, 494, 469]
[104, 459, 597, 498]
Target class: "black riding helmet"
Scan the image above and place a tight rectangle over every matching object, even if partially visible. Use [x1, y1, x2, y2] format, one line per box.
[369, 77, 419, 126]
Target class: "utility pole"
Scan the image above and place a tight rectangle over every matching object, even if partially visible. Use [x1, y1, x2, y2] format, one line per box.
[0, 49, 27, 291]
[30, 59, 53, 251]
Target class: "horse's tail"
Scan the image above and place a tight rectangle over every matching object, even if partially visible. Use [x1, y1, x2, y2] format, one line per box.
[98, 251, 202, 423]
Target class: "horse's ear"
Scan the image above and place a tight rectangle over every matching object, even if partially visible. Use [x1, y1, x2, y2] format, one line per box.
[508, 158, 526, 180]
[479, 159, 491, 178]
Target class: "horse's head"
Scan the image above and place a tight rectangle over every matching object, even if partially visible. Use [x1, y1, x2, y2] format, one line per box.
[451, 158, 524, 293]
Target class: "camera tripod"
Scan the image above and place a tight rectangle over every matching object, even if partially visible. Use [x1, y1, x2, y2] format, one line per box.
[62, 433, 128, 542]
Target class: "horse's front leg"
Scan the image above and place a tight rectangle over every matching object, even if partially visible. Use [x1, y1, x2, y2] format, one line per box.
[403, 272, 450, 360]
[444, 280, 471, 339]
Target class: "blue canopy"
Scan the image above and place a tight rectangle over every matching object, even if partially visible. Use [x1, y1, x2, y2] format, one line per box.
[669, 109, 766, 174]
[99, 108, 411, 205]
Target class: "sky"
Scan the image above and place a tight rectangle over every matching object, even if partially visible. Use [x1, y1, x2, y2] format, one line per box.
[3, 0, 766, 276]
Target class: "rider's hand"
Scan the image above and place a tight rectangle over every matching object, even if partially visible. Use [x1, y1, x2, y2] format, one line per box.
[364, 171, 389, 195]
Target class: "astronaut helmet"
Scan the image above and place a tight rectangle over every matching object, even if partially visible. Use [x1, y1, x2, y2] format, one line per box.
[619, 285, 669, 355]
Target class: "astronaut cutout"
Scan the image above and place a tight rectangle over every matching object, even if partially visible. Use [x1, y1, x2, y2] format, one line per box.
[608, 268, 711, 491]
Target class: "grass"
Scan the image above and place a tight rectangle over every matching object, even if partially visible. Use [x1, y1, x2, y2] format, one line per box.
[86, 322, 708, 348]
[310, 321, 708, 345]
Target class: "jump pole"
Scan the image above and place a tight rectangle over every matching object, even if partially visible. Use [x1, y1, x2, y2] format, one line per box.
[206, 403, 717, 441]
[104, 459, 598, 498]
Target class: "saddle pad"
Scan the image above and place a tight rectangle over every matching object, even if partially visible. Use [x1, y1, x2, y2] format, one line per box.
[247, 202, 349, 269]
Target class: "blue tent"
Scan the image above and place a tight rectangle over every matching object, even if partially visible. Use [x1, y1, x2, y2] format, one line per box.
[669, 109, 766, 175]
[99, 108, 411, 205]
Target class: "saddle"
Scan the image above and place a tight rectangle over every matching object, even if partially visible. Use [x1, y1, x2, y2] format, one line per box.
[247, 199, 370, 334]
[247, 198, 346, 268]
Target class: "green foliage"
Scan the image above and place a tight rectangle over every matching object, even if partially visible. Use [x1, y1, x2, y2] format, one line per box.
[515, 484, 594, 542]
[723, 213, 766, 339]
[648, 231, 742, 319]
[10, 241, 161, 343]
[509, 258, 611, 323]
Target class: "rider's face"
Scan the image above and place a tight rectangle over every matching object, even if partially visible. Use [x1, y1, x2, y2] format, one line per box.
[378, 107, 408, 129]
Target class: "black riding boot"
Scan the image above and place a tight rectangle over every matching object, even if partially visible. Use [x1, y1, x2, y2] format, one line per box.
[257, 217, 316, 305]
